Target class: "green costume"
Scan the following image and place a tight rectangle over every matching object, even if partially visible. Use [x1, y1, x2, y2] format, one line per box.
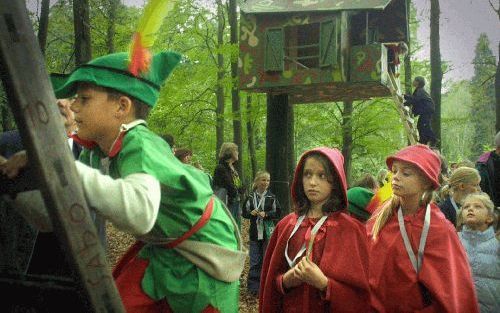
[51, 52, 243, 312]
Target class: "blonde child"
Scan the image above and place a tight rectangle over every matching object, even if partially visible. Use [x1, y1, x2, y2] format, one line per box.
[368, 144, 479, 312]
[439, 167, 481, 226]
[459, 193, 499, 313]
[259, 148, 370, 312]
[242, 171, 280, 296]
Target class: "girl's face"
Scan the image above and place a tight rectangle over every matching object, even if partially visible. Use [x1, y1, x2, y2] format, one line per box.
[461, 199, 493, 231]
[231, 149, 239, 162]
[256, 175, 270, 192]
[302, 157, 333, 209]
[458, 179, 481, 196]
[391, 161, 430, 199]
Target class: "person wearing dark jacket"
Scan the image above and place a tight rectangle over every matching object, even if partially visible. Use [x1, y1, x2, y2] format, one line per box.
[242, 170, 280, 296]
[213, 142, 244, 227]
[476, 131, 500, 208]
[404, 76, 437, 146]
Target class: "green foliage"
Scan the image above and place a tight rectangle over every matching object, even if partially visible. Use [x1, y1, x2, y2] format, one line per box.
[469, 33, 496, 159]
[295, 98, 405, 183]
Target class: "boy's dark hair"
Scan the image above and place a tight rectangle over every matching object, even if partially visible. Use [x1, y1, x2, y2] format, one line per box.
[352, 173, 379, 190]
[414, 76, 426, 88]
[293, 153, 344, 216]
[175, 148, 193, 161]
[105, 87, 151, 120]
[161, 134, 175, 148]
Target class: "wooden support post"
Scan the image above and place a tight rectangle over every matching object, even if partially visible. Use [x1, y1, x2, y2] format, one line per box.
[266, 94, 293, 218]
[0, 2, 124, 312]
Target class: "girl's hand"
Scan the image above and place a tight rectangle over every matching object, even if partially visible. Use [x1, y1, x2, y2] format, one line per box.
[282, 267, 302, 289]
[258, 211, 266, 218]
[250, 209, 259, 216]
[294, 257, 328, 291]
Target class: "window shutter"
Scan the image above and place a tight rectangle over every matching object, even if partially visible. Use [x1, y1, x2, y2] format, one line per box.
[264, 28, 284, 72]
[319, 20, 337, 67]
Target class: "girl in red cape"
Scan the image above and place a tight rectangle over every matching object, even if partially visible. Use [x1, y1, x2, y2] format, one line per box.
[367, 144, 479, 313]
[259, 147, 370, 312]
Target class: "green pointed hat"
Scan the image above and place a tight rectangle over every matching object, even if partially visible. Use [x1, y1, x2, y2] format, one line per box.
[347, 187, 375, 221]
[50, 51, 181, 107]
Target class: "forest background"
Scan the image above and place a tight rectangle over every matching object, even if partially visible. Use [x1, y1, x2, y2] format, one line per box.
[0, 0, 498, 188]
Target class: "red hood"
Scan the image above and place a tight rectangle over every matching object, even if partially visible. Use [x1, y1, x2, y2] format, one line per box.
[291, 147, 348, 211]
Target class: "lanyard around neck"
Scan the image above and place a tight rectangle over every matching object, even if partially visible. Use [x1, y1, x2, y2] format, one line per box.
[285, 215, 328, 268]
[450, 197, 459, 212]
[253, 191, 267, 212]
[397, 204, 431, 274]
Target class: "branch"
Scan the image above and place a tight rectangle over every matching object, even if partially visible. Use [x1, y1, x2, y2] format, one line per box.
[480, 73, 496, 86]
[488, 0, 500, 18]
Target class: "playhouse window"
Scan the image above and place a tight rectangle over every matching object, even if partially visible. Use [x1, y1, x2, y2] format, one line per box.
[285, 23, 320, 69]
[264, 20, 337, 72]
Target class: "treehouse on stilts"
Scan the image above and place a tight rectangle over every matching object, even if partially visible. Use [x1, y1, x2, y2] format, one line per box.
[239, 0, 418, 214]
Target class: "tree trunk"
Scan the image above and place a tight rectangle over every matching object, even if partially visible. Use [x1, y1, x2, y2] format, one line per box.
[430, 0, 442, 149]
[266, 94, 293, 218]
[73, 0, 92, 65]
[246, 94, 257, 178]
[37, 0, 50, 54]
[106, 0, 119, 54]
[228, 0, 243, 179]
[496, 40, 500, 132]
[404, 0, 412, 94]
[215, 0, 225, 159]
[287, 103, 295, 186]
[341, 100, 353, 184]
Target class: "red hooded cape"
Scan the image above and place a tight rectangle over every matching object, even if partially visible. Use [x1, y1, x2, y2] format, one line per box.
[367, 204, 479, 313]
[259, 148, 370, 312]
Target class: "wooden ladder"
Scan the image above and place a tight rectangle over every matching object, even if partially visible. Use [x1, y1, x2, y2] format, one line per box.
[387, 72, 419, 145]
[0, 1, 124, 312]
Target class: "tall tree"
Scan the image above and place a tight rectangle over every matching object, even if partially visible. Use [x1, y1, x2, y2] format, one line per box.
[228, 0, 243, 178]
[488, 0, 500, 132]
[105, 0, 120, 53]
[430, 0, 442, 149]
[470, 33, 496, 157]
[215, 0, 225, 158]
[73, 0, 92, 65]
[341, 101, 353, 184]
[38, 0, 50, 54]
[246, 94, 257, 178]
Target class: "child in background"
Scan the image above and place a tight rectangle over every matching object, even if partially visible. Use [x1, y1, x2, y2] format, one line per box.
[458, 192, 499, 313]
[259, 148, 370, 312]
[242, 171, 280, 296]
[439, 167, 481, 227]
[368, 144, 479, 313]
[347, 186, 375, 223]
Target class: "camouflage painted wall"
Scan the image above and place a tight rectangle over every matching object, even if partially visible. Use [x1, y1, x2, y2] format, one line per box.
[239, 12, 343, 92]
[350, 44, 388, 85]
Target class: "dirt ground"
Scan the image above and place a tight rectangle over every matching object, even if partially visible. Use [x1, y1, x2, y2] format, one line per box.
[106, 218, 259, 313]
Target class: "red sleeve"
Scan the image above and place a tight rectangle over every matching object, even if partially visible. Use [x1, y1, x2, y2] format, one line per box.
[418, 220, 479, 313]
[259, 215, 293, 313]
[322, 215, 371, 312]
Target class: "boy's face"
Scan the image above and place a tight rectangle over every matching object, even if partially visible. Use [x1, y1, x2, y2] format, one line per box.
[302, 157, 333, 208]
[461, 199, 493, 230]
[391, 161, 430, 199]
[71, 84, 120, 143]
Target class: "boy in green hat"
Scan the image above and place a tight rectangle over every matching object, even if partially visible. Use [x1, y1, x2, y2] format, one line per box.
[347, 187, 375, 222]
[9, 51, 244, 313]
